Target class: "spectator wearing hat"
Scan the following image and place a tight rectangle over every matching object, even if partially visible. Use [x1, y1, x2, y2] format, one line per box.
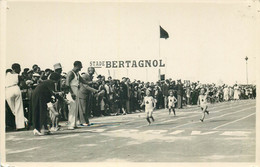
[52, 63, 68, 123]
[41, 68, 52, 81]
[21, 68, 30, 81]
[32, 72, 61, 135]
[54, 63, 62, 74]
[32, 64, 38, 73]
[32, 73, 41, 89]
[97, 75, 102, 82]
[53, 63, 63, 91]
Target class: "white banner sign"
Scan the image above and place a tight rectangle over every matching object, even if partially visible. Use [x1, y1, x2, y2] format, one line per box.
[89, 59, 166, 68]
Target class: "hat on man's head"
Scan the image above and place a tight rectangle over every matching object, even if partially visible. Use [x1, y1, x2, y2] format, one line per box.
[54, 63, 62, 70]
[23, 68, 29, 73]
[26, 80, 33, 85]
[32, 64, 38, 69]
[32, 73, 40, 77]
[49, 72, 61, 81]
[97, 75, 102, 79]
[45, 68, 51, 72]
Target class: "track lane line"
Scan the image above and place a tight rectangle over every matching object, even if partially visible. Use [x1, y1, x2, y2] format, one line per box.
[169, 106, 255, 130]
[212, 112, 256, 130]
[134, 103, 255, 129]
[128, 101, 255, 127]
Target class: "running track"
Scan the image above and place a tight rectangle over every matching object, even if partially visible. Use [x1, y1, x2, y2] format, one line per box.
[5, 99, 256, 162]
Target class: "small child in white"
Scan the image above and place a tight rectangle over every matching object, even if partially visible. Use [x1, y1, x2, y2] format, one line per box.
[141, 89, 156, 125]
[168, 90, 178, 115]
[197, 88, 209, 122]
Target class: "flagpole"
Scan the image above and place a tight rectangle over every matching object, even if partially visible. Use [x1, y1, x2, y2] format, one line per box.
[108, 69, 110, 77]
[158, 24, 161, 81]
[165, 56, 167, 79]
[159, 25, 169, 81]
[113, 69, 115, 79]
[146, 68, 148, 82]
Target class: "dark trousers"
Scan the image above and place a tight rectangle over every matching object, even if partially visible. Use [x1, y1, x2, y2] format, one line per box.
[177, 95, 182, 109]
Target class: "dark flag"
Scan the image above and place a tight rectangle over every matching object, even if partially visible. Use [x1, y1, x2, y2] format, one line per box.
[160, 26, 169, 39]
[160, 74, 165, 81]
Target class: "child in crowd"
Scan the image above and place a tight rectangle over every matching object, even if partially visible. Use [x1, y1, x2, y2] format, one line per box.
[48, 97, 60, 132]
[197, 88, 209, 122]
[141, 89, 156, 125]
[168, 90, 177, 116]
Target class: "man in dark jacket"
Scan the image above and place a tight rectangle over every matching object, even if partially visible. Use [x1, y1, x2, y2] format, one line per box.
[161, 80, 169, 109]
[176, 80, 184, 109]
[120, 77, 128, 114]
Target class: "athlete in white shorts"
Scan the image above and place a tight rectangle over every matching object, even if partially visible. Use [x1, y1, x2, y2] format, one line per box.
[141, 89, 156, 125]
[168, 90, 178, 116]
[197, 88, 209, 122]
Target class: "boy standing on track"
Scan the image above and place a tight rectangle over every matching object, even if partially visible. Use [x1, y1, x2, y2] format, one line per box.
[141, 89, 156, 125]
[197, 88, 209, 122]
[168, 90, 178, 116]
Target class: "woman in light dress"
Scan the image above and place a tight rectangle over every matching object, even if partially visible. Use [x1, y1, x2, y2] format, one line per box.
[223, 86, 229, 101]
[5, 63, 27, 130]
[233, 84, 240, 100]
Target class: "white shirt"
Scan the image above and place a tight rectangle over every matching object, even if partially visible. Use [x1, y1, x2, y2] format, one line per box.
[199, 94, 207, 106]
[144, 96, 155, 109]
[168, 96, 177, 107]
[5, 72, 19, 87]
[70, 70, 79, 88]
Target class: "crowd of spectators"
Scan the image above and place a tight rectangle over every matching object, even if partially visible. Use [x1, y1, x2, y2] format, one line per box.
[5, 62, 256, 132]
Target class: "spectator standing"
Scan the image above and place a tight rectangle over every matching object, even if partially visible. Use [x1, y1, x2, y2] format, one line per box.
[5, 63, 27, 130]
[176, 80, 184, 109]
[81, 67, 96, 124]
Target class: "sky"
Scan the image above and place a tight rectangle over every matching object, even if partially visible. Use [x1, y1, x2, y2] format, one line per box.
[5, 0, 260, 85]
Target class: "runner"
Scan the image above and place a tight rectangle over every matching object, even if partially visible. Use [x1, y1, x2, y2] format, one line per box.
[168, 90, 177, 116]
[197, 88, 209, 122]
[140, 89, 156, 125]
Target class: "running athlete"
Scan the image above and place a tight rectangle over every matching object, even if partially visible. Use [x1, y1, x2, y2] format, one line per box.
[141, 89, 156, 125]
[168, 90, 178, 116]
[197, 88, 209, 122]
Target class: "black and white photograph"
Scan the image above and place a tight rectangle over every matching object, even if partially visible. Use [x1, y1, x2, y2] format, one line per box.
[0, 0, 259, 166]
